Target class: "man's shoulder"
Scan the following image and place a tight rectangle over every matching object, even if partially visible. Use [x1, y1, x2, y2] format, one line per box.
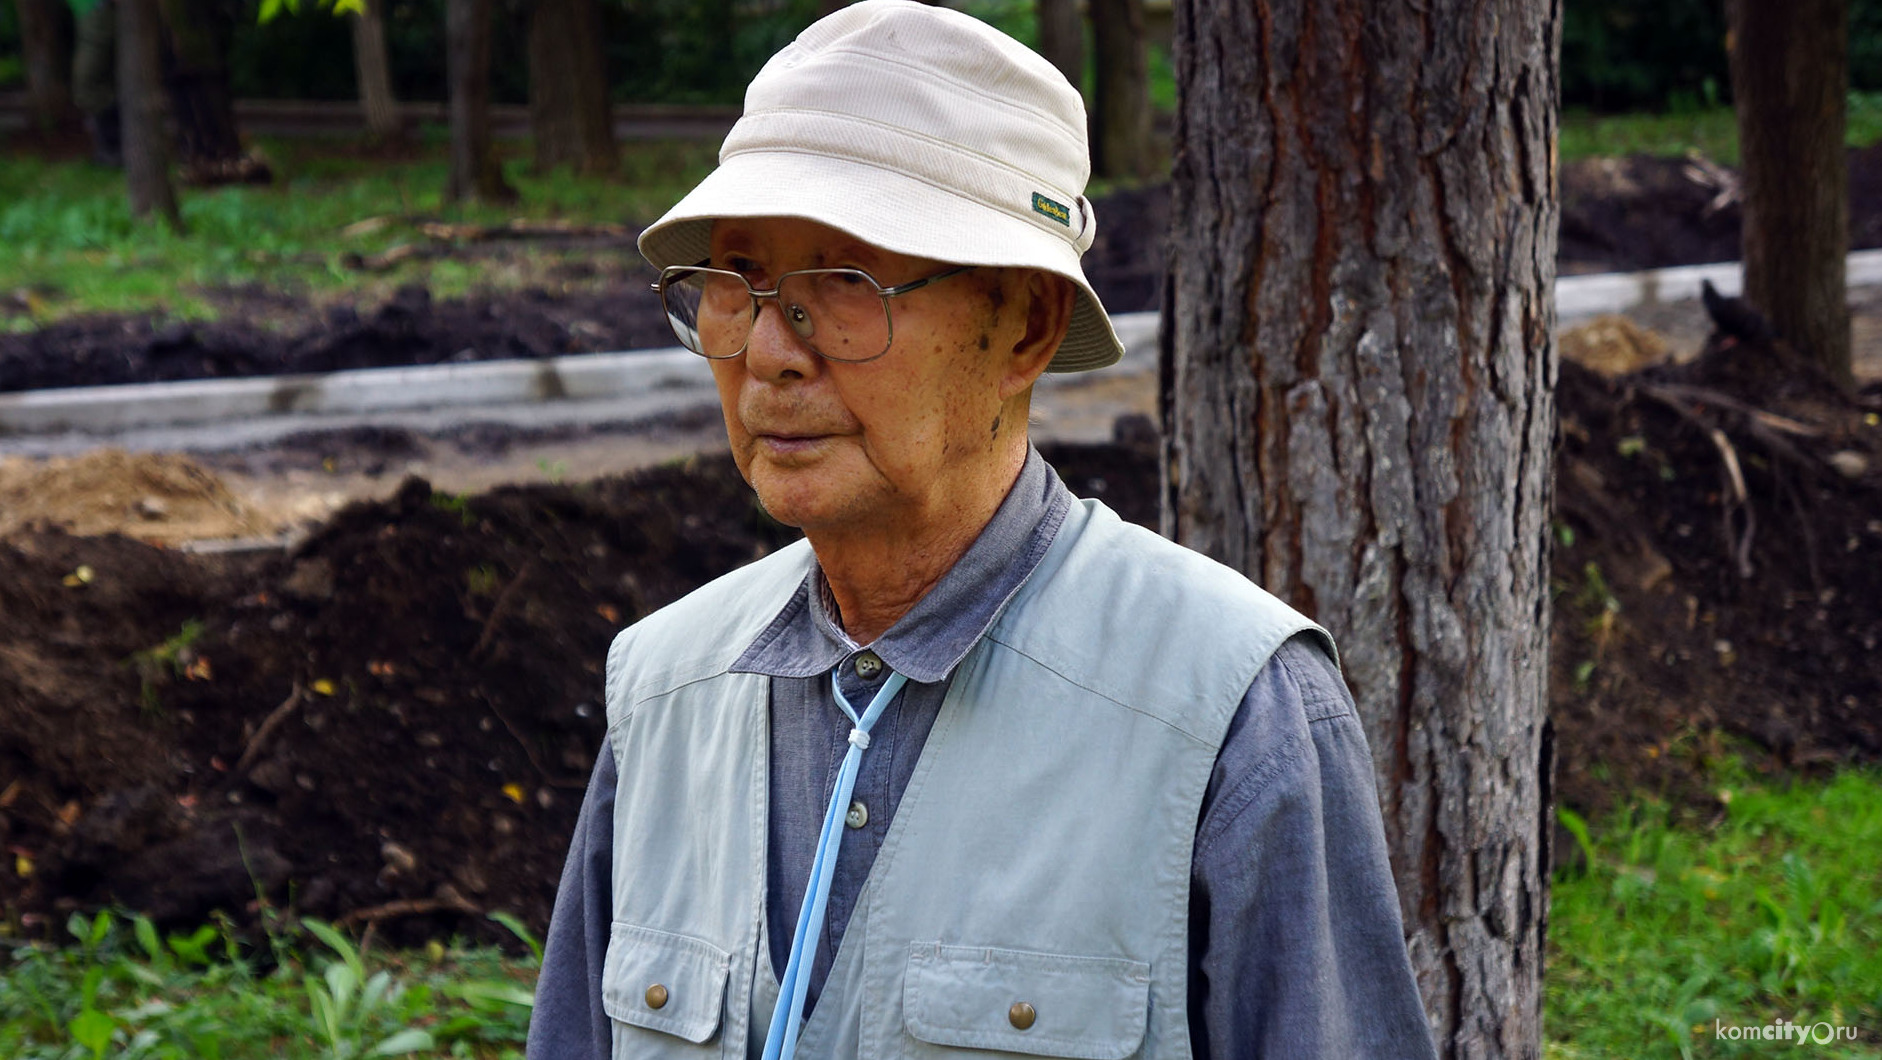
[1015, 498, 1324, 641]
[986, 499, 1335, 741]
[605, 538, 815, 703]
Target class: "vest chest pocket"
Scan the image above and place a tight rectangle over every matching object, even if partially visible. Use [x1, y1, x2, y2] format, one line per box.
[602, 922, 730, 1046]
[901, 943, 1151, 1060]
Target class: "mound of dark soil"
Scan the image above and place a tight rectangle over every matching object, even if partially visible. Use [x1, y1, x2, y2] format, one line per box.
[1550, 328, 1882, 819]
[0, 189, 1175, 395]
[3, 362, 1878, 941]
[1558, 145, 1882, 273]
[0, 442, 1159, 944]
[0, 282, 677, 394]
[13, 151, 1882, 395]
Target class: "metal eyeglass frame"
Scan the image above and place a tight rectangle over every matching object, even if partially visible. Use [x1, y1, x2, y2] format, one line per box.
[654, 263, 977, 364]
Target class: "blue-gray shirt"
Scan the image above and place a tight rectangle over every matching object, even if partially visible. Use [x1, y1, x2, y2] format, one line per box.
[527, 448, 1437, 1059]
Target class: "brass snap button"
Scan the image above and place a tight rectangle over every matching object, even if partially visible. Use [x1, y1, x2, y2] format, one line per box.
[853, 651, 883, 679]
[645, 983, 669, 1010]
[1008, 1001, 1036, 1030]
[845, 800, 869, 829]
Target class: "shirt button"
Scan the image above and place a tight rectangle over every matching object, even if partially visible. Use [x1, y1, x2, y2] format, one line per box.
[645, 983, 669, 1009]
[845, 800, 869, 829]
[853, 651, 883, 679]
[1009, 1001, 1036, 1030]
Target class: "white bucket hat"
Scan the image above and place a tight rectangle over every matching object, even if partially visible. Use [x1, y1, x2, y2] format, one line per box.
[637, 0, 1123, 373]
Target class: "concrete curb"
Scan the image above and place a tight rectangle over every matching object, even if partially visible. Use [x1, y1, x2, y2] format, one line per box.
[0, 313, 1162, 453]
[5, 249, 1880, 448]
[1555, 248, 1882, 322]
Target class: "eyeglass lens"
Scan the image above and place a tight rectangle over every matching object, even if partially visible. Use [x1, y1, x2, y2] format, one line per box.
[661, 269, 893, 362]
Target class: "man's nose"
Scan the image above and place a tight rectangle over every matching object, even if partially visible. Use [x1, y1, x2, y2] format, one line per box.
[744, 297, 821, 380]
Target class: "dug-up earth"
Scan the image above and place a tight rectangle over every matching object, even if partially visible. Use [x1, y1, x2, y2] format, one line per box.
[2, 321, 1880, 948]
[2, 151, 1882, 947]
[12, 149, 1882, 393]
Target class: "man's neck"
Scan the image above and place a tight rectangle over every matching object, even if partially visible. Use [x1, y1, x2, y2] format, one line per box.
[807, 443, 1028, 646]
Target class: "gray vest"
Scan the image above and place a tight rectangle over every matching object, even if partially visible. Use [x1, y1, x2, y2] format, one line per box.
[601, 499, 1330, 1059]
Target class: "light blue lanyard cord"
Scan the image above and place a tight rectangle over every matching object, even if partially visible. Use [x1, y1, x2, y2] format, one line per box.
[761, 666, 910, 1060]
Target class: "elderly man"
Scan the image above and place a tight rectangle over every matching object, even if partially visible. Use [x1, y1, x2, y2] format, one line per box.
[528, 3, 1436, 1058]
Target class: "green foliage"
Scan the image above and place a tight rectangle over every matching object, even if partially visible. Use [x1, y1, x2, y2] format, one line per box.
[0, 0, 17, 88]
[257, 0, 365, 26]
[128, 620, 208, 714]
[1561, 0, 1882, 112]
[0, 136, 717, 324]
[431, 491, 477, 528]
[0, 910, 535, 1059]
[1562, 0, 1729, 113]
[1547, 768, 1882, 1058]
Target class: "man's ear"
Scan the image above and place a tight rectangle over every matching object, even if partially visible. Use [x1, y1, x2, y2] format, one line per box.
[1001, 270, 1074, 399]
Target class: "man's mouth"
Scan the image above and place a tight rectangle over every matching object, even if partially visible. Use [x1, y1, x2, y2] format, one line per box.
[753, 432, 831, 455]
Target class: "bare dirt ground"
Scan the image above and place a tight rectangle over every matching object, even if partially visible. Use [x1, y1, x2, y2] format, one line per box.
[22, 150, 1882, 393]
[3, 157, 1880, 946]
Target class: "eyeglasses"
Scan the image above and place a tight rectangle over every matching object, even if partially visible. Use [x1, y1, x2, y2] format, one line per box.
[654, 263, 976, 364]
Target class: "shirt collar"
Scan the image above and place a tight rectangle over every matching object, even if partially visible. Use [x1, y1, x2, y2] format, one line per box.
[733, 445, 1074, 684]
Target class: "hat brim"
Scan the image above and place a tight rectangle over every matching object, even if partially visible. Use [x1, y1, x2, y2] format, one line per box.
[638, 151, 1124, 373]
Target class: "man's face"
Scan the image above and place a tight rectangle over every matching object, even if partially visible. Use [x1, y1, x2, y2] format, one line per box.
[704, 216, 1043, 536]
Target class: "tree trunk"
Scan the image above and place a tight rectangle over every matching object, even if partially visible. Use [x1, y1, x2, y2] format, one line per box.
[1727, 0, 1852, 389]
[157, 0, 245, 170]
[15, 0, 80, 132]
[445, 0, 516, 202]
[116, 0, 182, 229]
[1089, 0, 1151, 179]
[1161, 2, 1559, 1057]
[350, 0, 403, 143]
[1036, 0, 1082, 91]
[527, 0, 618, 175]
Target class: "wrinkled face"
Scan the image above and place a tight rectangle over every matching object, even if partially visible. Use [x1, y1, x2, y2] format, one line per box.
[704, 216, 1032, 536]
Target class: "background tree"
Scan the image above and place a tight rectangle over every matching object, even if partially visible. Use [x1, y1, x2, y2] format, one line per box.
[1035, 0, 1081, 90]
[1161, 1, 1559, 1056]
[159, 0, 254, 178]
[14, 0, 80, 132]
[527, 0, 616, 175]
[445, 0, 514, 201]
[1088, 0, 1150, 179]
[1726, 0, 1853, 390]
[349, 0, 400, 142]
[116, 0, 182, 228]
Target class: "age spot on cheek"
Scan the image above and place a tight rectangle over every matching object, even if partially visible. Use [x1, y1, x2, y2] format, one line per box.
[977, 333, 990, 351]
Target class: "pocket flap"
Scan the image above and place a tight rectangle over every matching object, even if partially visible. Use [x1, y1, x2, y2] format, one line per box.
[602, 923, 730, 1044]
[903, 943, 1151, 1059]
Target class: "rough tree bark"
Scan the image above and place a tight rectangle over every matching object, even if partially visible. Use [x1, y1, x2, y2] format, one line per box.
[1036, 0, 1083, 91]
[15, 0, 80, 132]
[445, 0, 516, 202]
[1726, 0, 1852, 390]
[350, 0, 403, 143]
[116, 0, 182, 228]
[1161, 1, 1560, 1056]
[1089, 0, 1151, 179]
[527, 0, 618, 175]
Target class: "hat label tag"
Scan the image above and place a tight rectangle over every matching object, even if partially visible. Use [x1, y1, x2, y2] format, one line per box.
[1031, 192, 1072, 226]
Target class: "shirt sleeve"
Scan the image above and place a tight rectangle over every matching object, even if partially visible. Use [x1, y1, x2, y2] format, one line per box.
[1188, 634, 1438, 1060]
[525, 742, 617, 1060]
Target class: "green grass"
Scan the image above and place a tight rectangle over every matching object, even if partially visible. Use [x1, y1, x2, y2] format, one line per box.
[1546, 767, 1882, 1059]
[1560, 90, 1882, 165]
[2, 767, 1877, 1056]
[0, 909, 537, 1058]
[0, 132, 718, 325]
